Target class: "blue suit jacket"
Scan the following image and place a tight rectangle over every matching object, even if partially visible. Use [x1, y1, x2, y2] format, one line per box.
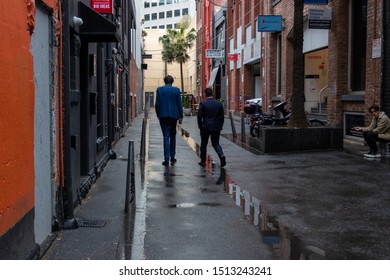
[197, 97, 224, 131]
[155, 84, 183, 119]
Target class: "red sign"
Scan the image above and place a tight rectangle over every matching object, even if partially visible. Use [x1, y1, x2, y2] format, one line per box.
[91, 0, 113, 14]
[228, 53, 239, 61]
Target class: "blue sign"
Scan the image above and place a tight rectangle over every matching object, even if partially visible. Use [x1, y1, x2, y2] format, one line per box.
[258, 15, 282, 32]
[304, 0, 328, 4]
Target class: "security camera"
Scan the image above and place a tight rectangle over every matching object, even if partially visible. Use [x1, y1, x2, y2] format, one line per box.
[112, 48, 118, 54]
[73, 17, 83, 27]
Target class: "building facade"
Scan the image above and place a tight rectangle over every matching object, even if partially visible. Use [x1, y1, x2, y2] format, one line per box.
[224, 0, 387, 140]
[0, 0, 141, 259]
[142, 0, 195, 30]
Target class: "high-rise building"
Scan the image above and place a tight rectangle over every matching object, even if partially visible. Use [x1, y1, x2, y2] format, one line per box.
[142, 0, 195, 30]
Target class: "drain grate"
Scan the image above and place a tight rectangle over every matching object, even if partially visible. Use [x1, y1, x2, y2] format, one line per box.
[76, 218, 107, 228]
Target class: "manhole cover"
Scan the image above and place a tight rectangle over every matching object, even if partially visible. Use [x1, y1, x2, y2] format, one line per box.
[76, 218, 107, 228]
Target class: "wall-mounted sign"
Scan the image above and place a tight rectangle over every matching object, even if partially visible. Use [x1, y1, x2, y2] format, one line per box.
[308, 8, 331, 29]
[206, 49, 224, 58]
[91, 0, 113, 14]
[304, 0, 328, 4]
[228, 53, 239, 61]
[258, 15, 283, 32]
[344, 113, 364, 138]
[372, 38, 382, 59]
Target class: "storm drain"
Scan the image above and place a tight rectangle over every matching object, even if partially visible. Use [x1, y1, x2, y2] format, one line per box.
[76, 218, 108, 228]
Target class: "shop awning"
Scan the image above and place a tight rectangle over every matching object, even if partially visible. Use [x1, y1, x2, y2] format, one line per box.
[207, 66, 220, 88]
[78, 1, 120, 42]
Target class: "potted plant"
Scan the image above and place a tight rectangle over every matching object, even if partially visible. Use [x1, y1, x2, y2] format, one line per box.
[182, 94, 193, 116]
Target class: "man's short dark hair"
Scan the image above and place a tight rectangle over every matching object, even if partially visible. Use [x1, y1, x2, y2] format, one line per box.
[205, 87, 213, 97]
[369, 105, 380, 112]
[164, 75, 174, 85]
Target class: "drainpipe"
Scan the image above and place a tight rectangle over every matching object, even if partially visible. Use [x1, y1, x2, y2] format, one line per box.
[106, 43, 115, 153]
[62, 0, 78, 229]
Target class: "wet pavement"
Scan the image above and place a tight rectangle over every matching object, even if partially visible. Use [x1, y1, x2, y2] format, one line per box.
[42, 110, 390, 260]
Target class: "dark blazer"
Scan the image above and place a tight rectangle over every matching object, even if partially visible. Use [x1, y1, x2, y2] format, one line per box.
[155, 84, 183, 119]
[197, 97, 224, 131]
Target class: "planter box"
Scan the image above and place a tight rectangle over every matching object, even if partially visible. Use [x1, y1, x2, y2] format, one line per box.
[183, 107, 192, 116]
[249, 126, 343, 153]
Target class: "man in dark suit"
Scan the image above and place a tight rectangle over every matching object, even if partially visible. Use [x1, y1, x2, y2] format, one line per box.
[155, 75, 183, 166]
[197, 87, 226, 167]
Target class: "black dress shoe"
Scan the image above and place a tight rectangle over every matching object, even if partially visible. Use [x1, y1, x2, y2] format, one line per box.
[170, 158, 177, 165]
[198, 161, 206, 167]
[162, 161, 169, 166]
[220, 155, 226, 167]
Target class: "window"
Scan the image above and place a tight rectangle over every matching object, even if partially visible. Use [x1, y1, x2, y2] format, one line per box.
[152, 26, 158, 29]
[144, 2, 150, 8]
[166, 0, 172, 4]
[144, 14, 150, 21]
[245, 25, 252, 45]
[151, 2, 157, 7]
[276, 34, 282, 96]
[182, 8, 189, 16]
[152, 13, 157, 20]
[159, 25, 165, 29]
[350, 0, 367, 92]
[167, 24, 173, 29]
[159, 12, 165, 19]
[167, 10, 173, 18]
[174, 9, 180, 17]
[159, 0, 165, 5]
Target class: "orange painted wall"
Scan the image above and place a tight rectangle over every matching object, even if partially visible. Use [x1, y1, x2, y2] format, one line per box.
[0, 1, 36, 235]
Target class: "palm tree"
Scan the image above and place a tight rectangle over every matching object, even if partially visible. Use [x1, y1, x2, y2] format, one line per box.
[159, 25, 196, 93]
[287, 0, 307, 128]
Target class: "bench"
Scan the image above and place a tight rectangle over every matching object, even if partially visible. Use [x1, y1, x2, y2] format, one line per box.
[379, 142, 390, 157]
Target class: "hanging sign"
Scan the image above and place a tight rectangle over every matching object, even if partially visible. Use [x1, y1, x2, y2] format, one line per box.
[228, 53, 239, 61]
[206, 49, 224, 58]
[258, 16, 282, 32]
[304, 0, 328, 4]
[91, 0, 113, 14]
[308, 8, 332, 29]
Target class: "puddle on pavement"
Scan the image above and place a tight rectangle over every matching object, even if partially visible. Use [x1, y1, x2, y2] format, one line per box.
[179, 129, 323, 259]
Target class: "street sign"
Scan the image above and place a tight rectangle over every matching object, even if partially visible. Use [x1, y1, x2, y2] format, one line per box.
[258, 15, 282, 32]
[228, 53, 239, 61]
[205, 49, 224, 58]
[308, 8, 332, 29]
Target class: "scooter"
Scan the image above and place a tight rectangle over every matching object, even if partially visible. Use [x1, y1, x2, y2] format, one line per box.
[250, 101, 325, 137]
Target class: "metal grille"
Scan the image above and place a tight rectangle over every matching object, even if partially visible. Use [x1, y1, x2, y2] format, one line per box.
[76, 218, 107, 228]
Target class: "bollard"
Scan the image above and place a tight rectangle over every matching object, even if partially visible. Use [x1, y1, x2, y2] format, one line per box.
[140, 118, 146, 161]
[125, 140, 136, 213]
[241, 112, 246, 142]
[229, 111, 237, 138]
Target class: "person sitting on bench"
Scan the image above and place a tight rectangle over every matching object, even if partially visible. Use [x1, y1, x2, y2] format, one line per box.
[354, 105, 390, 158]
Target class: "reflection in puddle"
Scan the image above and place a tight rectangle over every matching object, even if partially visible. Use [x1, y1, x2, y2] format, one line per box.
[223, 173, 324, 260]
[169, 202, 222, 208]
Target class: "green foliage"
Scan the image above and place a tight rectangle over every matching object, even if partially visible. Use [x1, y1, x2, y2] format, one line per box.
[158, 25, 196, 92]
[182, 94, 191, 108]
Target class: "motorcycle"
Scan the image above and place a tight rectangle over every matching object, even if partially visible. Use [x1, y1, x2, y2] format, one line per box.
[244, 99, 264, 137]
[250, 101, 325, 137]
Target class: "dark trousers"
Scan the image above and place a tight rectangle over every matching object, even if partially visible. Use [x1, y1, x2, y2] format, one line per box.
[159, 117, 177, 162]
[363, 131, 383, 152]
[200, 129, 224, 162]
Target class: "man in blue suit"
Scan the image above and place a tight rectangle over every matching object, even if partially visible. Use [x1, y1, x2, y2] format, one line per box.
[155, 75, 183, 166]
[197, 87, 226, 167]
